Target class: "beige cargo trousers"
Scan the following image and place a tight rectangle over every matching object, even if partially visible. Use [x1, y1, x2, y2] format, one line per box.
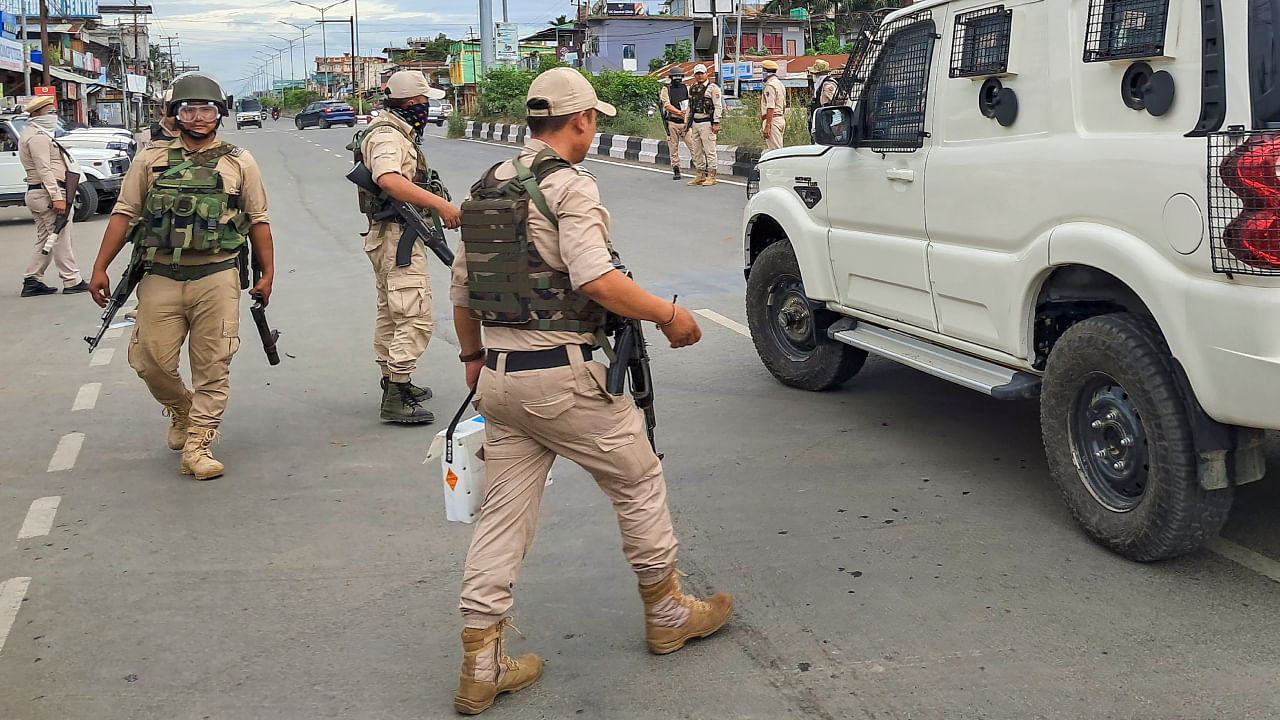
[128, 267, 240, 428]
[459, 350, 679, 628]
[366, 220, 433, 382]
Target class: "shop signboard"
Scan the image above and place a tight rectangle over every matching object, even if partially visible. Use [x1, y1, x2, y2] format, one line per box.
[495, 23, 519, 63]
[13, 0, 99, 18]
[72, 50, 85, 69]
[33, 85, 55, 97]
[0, 12, 17, 40]
[0, 37, 22, 72]
[125, 73, 146, 93]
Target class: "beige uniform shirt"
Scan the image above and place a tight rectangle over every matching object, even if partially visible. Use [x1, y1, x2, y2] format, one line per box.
[19, 128, 68, 201]
[360, 111, 423, 250]
[762, 75, 788, 116]
[451, 139, 615, 352]
[658, 85, 685, 120]
[690, 82, 724, 123]
[814, 75, 838, 106]
[113, 135, 270, 266]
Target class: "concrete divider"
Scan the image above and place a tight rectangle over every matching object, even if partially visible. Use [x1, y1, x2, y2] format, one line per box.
[465, 121, 759, 178]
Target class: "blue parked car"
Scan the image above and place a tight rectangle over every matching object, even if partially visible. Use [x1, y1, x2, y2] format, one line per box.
[295, 101, 355, 130]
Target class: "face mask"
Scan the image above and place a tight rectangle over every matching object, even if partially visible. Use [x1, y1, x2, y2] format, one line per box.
[30, 114, 57, 131]
[392, 103, 431, 134]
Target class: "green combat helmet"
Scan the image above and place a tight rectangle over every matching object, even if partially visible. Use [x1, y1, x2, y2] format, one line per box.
[167, 72, 228, 118]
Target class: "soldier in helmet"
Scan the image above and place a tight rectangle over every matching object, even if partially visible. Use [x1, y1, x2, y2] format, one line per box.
[87, 72, 275, 481]
[351, 69, 461, 424]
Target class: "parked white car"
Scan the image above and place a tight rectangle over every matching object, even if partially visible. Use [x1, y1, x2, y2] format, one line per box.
[743, 0, 1269, 561]
[0, 115, 130, 219]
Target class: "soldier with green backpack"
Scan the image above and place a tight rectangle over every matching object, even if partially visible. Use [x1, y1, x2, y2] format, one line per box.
[448, 67, 733, 715]
[88, 72, 275, 481]
[351, 70, 461, 423]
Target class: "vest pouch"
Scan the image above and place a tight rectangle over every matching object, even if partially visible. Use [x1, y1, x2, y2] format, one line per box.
[142, 191, 175, 247]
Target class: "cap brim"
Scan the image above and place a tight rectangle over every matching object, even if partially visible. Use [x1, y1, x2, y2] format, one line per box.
[426, 86, 446, 100]
[594, 100, 617, 117]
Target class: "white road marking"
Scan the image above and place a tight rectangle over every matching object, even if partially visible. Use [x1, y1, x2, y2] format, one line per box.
[457, 137, 749, 186]
[1208, 538, 1280, 583]
[0, 577, 31, 656]
[695, 309, 751, 338]
[47, 433, 84, 473]
[89, 348, 114, 367]
[17, 497, 60, 540]
[72, 383, 100, 411]
[104, 326, 126, 339]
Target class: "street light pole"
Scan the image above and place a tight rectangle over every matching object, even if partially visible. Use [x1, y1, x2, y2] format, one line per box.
[270, 34, 297, 87]
[279, 21, 315, 90]
[291, 0, 350, 97]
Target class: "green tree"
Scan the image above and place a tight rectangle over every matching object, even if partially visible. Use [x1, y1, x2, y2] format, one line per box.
[549, 14, 570, 25]
[590, 69, 660, 114]
[475, 67, 535, 119]
[648, 57, 665, 72]
[663, 38, 692, 65]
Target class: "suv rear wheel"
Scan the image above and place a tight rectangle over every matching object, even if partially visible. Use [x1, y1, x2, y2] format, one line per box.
[746, 240, 866, 391]
[1040, 313, 1233, 561]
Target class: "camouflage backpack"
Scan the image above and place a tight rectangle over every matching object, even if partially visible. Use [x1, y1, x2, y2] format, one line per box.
[462, 148, 615, 333]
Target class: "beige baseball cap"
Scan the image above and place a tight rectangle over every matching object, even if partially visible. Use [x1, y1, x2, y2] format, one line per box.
[385, 70, 445, 100]
[24, 96, 55, 114]
[526, 67, 616, 117]
[693, 63, 708, 74]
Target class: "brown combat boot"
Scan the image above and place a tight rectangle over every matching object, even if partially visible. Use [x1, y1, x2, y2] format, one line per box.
[699, 169, 719, 187]
[638, 568, 733, 655]
[455, 618, 542, 715]
[686, 169, 706, 186]
[163, 395, 193, 451]
[180, 426, 224, 480]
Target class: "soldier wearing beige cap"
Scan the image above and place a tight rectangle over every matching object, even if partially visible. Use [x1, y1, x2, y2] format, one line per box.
[354, 69, 461, 423]
[449, 66, 733, 715]
[760, 59, 787, 151]
[18, 95, 87, 297]
[684, 63, 723, 186]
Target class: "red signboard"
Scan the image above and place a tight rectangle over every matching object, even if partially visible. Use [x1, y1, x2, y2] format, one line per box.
[33, 86, 55, 97]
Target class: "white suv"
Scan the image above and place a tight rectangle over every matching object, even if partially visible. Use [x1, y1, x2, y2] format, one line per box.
[743, 0, 1272, 561]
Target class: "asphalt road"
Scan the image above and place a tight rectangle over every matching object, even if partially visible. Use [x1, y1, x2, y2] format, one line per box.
[1, 120, 1279, 719]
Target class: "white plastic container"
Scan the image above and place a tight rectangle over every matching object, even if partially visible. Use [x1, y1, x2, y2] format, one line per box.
[425, 415, 487, 524]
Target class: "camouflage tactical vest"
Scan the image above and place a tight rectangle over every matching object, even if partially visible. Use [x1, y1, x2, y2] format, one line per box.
[462, 148, 614, 333]
[347, 120, 450, 221]
[690, 82, 714, 117]
[130, 142, 250, 262]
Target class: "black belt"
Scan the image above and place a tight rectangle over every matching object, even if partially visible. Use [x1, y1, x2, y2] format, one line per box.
[691, 117, 714, 123]
[28, 181, 65, 190]
[147, 258, 238, 282]
[487, 345, 592, 372]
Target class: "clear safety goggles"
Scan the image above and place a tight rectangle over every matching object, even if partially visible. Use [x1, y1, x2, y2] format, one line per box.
[176, 103, 219, 122]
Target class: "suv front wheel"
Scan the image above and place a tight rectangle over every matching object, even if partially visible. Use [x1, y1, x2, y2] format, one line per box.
[746, 240, 866, 391]
[1040, 313, 1233, 561]
[72, 182, 97, 222]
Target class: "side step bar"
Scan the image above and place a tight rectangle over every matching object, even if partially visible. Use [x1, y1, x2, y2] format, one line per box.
[828, 320, 1041, 400]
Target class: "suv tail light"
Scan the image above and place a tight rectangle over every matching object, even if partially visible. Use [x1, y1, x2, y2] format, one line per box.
[1209, 131, 1280, 275]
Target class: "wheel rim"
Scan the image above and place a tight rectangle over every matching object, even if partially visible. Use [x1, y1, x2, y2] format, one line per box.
[765, 273, 819, 361]
[73, 189, 82, 215]
[1069, 373, 1150, 512]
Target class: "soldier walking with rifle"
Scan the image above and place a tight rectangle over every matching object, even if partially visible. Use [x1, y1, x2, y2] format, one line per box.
[87, 72, 275, 482]
[448, 67, 733, 715]
[19, 96, 88, 297]
[351, 70, 461, 424]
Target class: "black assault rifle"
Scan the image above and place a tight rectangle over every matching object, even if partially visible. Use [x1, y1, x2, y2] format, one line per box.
[85, 246, 146, 353]
[40, 169, 80, 255]
[345, 162, 454, 268]
[604, 266, 661, 456]
[239, 244, 281, 365]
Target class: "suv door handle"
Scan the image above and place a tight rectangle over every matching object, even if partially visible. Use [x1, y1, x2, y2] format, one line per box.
[886, 169, 915, 182]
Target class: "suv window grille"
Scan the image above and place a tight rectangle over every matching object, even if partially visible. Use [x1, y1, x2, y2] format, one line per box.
[1208, 130, 1280, 276]
[950, 6, 1013, 78]
[1083, 0, 1170, 62]
[857, 11, 936, 153]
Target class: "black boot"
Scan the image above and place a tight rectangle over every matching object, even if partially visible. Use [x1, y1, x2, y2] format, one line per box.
[63, 281, 89, 294]
[21, 277, 57, 297]
[672, 165, 681, 180]
[381, 375, 432, 402]
[380, 380, 435, 424]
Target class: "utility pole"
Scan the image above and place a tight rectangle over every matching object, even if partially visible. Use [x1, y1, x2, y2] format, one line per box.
[279, 21, 313, 90]
[19, 2, 29, 94]
[39, 0, 49, 87]
[734, 0, 743, 97]
[478, 0, 493, 76]
[270, 34, 298, 86]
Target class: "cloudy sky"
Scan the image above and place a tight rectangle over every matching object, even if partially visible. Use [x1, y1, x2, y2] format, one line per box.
[151, 0, 575, 96]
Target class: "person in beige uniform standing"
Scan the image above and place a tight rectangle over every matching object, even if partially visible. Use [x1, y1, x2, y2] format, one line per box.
[19, 96, 88, 297]
[684, 64, 723, 187]
[356, 70, 461, 423]
[761, 59, 787, 151]
[658, 65, 691, 181]
[88, 72, 274, 481]
[449, 67, 733, 715]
